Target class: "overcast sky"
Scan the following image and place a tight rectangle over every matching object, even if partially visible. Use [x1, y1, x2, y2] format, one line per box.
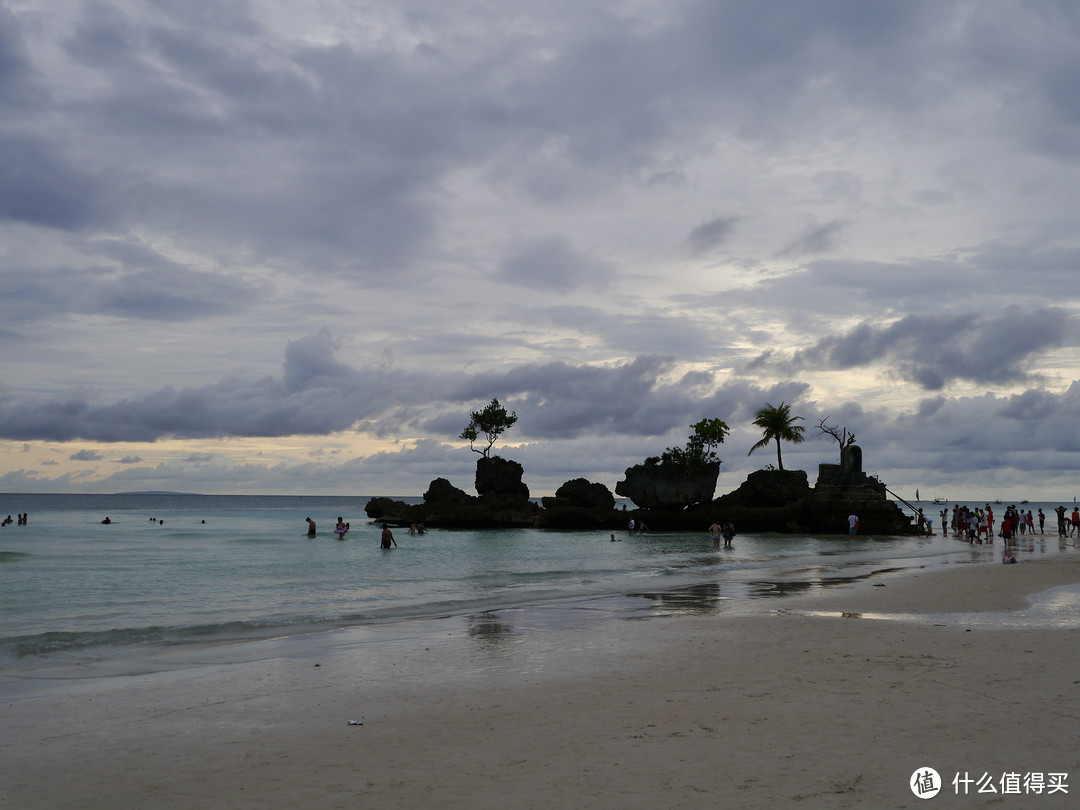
[2, 0, 1080, 501]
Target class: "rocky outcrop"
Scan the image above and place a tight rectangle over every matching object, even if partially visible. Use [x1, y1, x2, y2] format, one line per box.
[364, 458, 538, 528]
[542, 478, 616, 511]
[714, 469, 811, 508]
[538, 478, 624, 529]
[615, 461, 720, 509]
[703, 461, 910, 534]
[364, 446, 914, 534]
[424, 477, 472, 505]
[476, 456, 530, 502]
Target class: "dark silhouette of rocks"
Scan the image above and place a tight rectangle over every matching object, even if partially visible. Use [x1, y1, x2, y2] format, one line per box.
[366, 458, 539, 528]
[475, 455, 530, 504]
[615, 460, 720, 509]
[424, 477, 472, 505]
[543, 478, 616, 511]
[364, 445, 914, 534]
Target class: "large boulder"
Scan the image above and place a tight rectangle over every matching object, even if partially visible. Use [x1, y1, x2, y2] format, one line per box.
[544, 478, 615, 510]
[713, 469, 810, 508]
[475, 456, 530, 502]
[424, 477, 473, 505]
[615, 460, 720, 509]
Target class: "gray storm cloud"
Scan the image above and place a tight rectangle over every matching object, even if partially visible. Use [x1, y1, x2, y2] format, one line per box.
[2, 1, 1080, 495]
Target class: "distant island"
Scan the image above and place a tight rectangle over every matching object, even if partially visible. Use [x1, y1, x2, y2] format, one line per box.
[113, 491, 202, 496]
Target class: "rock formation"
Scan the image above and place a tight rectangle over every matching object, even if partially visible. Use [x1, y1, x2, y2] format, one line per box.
[475, 456, 530, 503]
[614, 460, 720, 509]
[365, 445, 914, 535]
[365, 460, 539, 528]
[542, 478, 616, 511]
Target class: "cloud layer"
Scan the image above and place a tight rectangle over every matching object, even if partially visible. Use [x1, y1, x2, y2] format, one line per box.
[2, 1, 1080, 498]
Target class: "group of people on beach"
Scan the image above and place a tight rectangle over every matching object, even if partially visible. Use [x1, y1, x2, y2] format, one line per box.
[305, 517, 397, 548]
[925, 502, 1080, 563]
[1, 513, 27, 526]
[933, 504, 1043, 544]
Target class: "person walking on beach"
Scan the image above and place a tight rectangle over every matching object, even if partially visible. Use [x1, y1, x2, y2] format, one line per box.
[380, 524, 397, 549]
[848, 513, 859, 535]
[305, 517, 317, 537]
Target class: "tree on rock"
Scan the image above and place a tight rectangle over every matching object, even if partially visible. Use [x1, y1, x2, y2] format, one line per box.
[748, 402, 805, 472]
[615, 419, 729, 509]
[815, 415, 856, 465]
[460, 398, 518, 457]
[660, 418, 730, 474]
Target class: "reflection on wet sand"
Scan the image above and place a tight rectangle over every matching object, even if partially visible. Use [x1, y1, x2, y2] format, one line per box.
[799, 583, 1080, 629]
[631, 567, 914, 616]
[467, 612, 518, 646]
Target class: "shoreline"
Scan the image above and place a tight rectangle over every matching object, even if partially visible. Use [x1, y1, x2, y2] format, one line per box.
[2, 539, 1075, 681]
[4, 553, 1080, 807]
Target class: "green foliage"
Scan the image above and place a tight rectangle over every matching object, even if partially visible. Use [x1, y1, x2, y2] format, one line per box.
[748, 401, 805, 472]
[658, 418, 729, 475]
[459, 398, 518, 457]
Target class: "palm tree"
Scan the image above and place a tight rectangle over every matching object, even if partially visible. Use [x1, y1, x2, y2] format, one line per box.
[748, 401, 805, 472]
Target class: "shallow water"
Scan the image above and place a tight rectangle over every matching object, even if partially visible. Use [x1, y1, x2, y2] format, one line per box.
[1, 494, 1074, 671]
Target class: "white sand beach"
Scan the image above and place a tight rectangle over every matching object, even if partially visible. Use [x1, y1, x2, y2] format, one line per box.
[4, 555, 1080, 808]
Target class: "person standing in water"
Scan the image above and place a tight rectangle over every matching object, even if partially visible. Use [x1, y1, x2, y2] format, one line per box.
[708, 520, 722, 548]
[380, 524, 397, 548]
[722, 521, 735, 548]
[306, 517, 317, 537]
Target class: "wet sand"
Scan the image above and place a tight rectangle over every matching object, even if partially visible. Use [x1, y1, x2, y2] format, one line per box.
[3, 555, 1080, 808]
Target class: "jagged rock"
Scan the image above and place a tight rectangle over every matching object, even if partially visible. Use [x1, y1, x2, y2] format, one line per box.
[714, 469, 810, 508]
[364, 445, 914, 533]
[554, 478, 615, 510]
[538, 479, 620, 528]
[704, 466, 910, 534]
[364, 496, 419, 523]
[424, 477, 472, 504]
[615, 461, 720, 509]
[475, 456, 530, 502]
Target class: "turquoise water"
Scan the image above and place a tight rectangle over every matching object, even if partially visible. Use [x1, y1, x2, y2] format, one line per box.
[1, 494, 1074, 668]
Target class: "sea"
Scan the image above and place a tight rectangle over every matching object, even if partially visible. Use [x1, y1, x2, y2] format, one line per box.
[1, 493, 1077, 675]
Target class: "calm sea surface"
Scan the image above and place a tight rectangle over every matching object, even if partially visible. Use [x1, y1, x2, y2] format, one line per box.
[1, 493, 1076, 670]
